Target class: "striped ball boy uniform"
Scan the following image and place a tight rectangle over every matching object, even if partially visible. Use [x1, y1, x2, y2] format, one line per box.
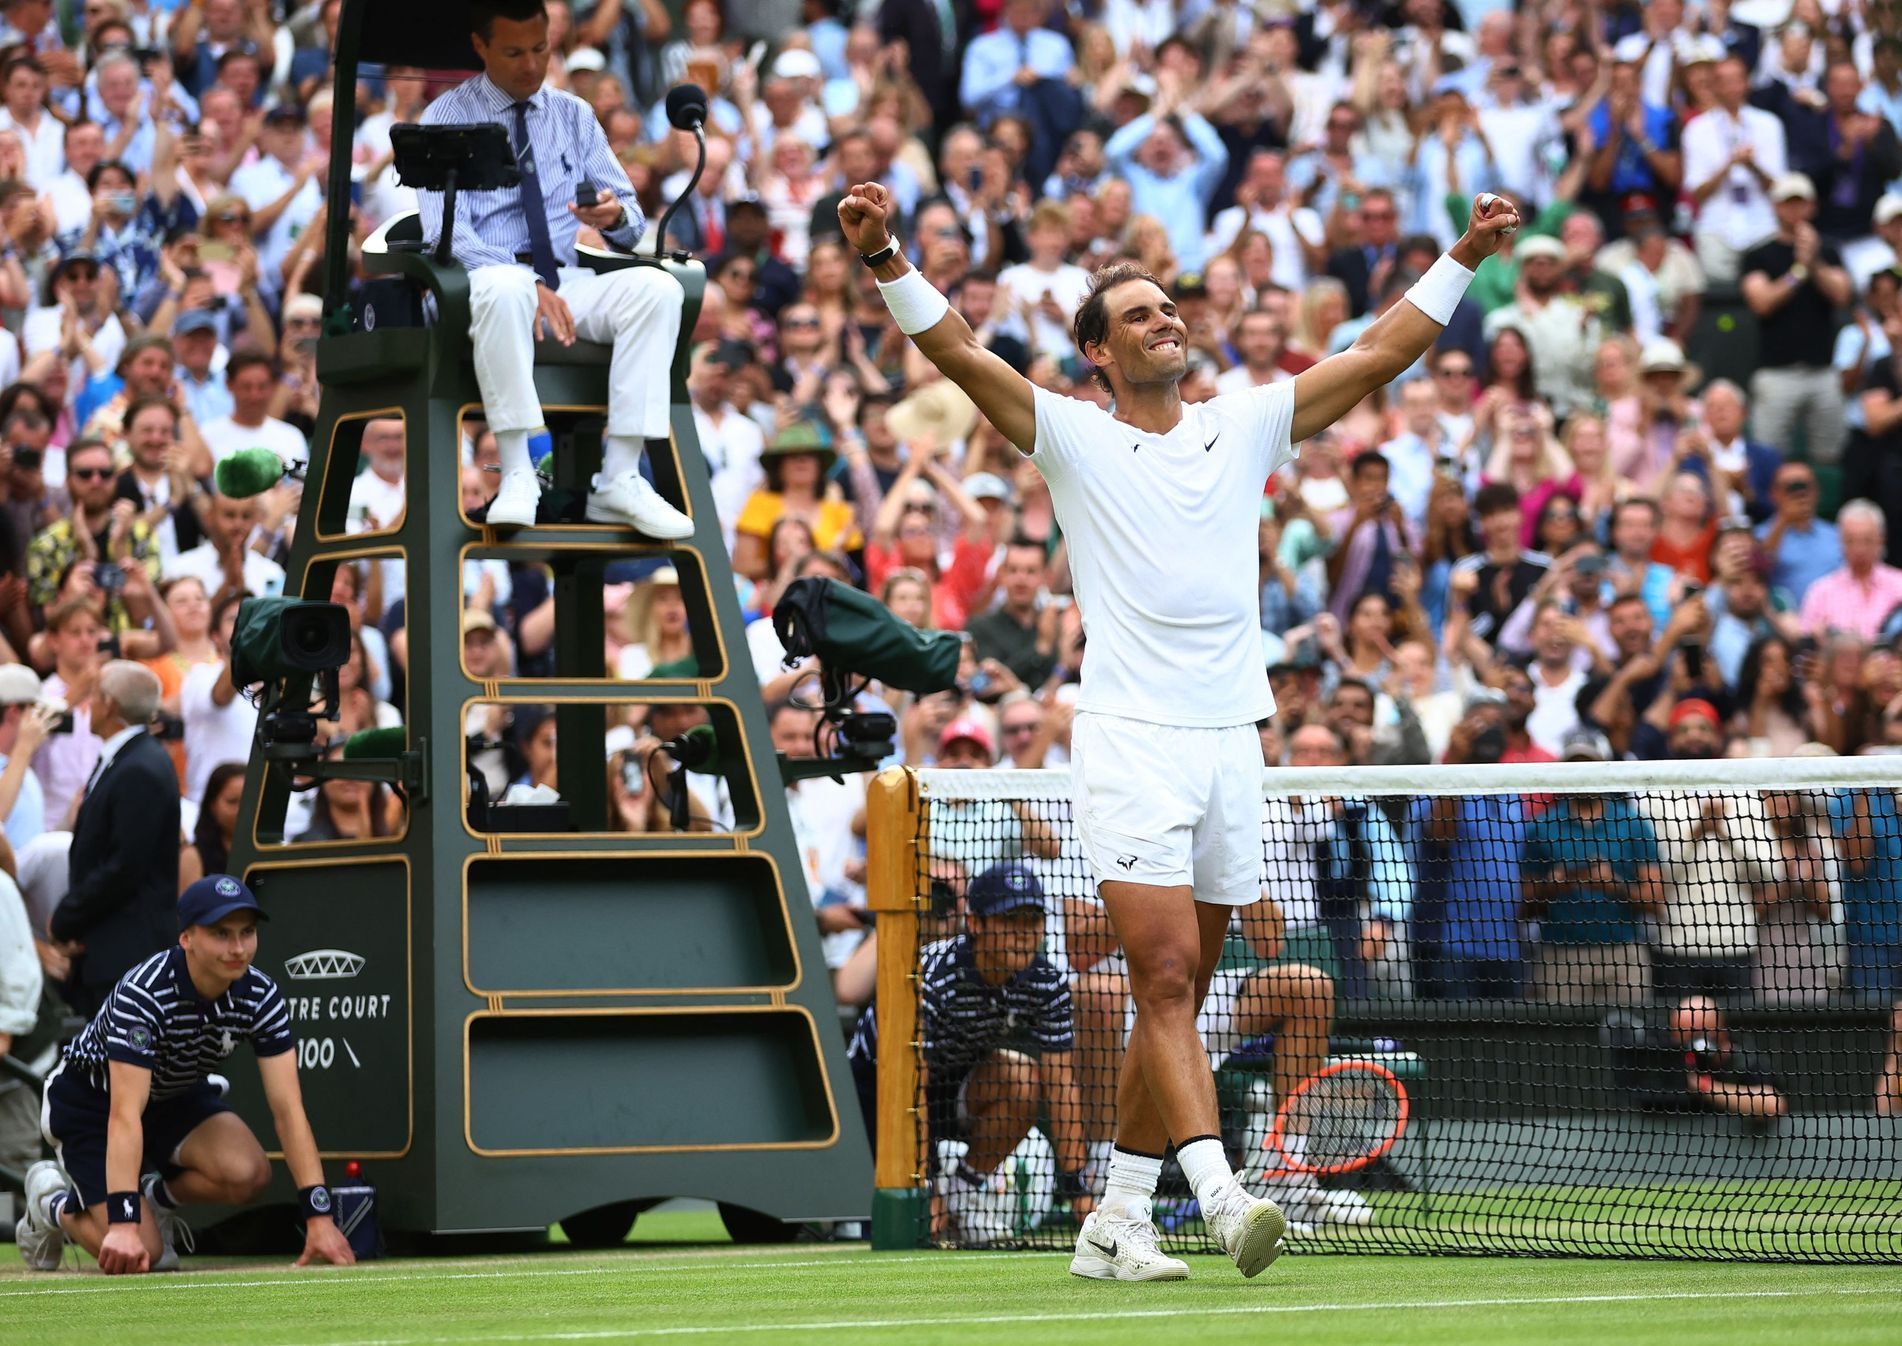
[44, 947, 294, 1209]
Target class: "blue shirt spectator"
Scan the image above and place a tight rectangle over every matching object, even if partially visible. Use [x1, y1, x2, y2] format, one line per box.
[1410, 791, 1527, 997]
[958, 0, 1074, 122]
[1756, 465, 1842, 606]
[1103, 110, 1230, 272]
[1521, 793, 1660, 945]
[1828, 787, 1902, 1003]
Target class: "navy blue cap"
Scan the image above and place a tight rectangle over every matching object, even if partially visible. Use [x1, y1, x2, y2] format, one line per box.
[173, 309, 219, 336]
[965, 862, 1044, 917]
[178, 874, 267, 931]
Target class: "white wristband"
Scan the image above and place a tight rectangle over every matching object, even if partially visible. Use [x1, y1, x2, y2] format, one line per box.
[1405, 253, 1476, 327]
[876, 268, 951, 336]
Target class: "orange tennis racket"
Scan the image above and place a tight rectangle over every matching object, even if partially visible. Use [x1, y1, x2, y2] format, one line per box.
[1260, 1060, 1410, 1180]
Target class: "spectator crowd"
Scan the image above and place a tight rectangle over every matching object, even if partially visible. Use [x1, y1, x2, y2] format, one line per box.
[3, 0, 1902, 1224]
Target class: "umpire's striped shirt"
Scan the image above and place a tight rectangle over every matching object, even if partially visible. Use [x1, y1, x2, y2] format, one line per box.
[848, 935, 1074, 1077]
[62, 947, 294, 1101]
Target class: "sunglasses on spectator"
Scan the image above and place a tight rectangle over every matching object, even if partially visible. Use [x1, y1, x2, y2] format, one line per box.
[899, 524, 933, 538]
[1437, 363, 1473, 377]
[287, 315, 321, 328]
[1778, 478, 1812, 492]
[64, 266, 99, 281]
[783, 315, 820, 328]
[217, 211, 247, 223]
[71, 466, 113, 481]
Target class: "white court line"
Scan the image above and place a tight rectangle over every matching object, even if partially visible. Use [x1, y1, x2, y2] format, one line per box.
[0, 1250, 1052, 1299]
[250, 1286, 1900, 1346]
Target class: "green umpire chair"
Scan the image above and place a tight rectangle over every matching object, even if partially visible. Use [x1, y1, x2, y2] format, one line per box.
[215, 0, 870, 1246]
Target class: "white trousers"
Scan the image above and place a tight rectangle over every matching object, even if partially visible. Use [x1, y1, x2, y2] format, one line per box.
[467, 263, 683, 439]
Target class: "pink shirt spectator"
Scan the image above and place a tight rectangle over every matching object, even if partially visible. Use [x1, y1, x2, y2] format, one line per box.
[1797, 563, 1902, 640]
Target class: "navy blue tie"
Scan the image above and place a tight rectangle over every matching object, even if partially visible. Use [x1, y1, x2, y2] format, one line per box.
[511, 99, 559, 290]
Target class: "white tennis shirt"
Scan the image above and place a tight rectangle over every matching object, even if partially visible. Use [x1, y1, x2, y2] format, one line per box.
[1028, 382, 1297, 728]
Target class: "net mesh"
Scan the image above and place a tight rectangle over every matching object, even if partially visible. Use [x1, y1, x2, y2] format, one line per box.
[876, 759, 1902, 1262]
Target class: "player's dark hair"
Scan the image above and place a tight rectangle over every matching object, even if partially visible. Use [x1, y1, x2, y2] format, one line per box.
[1073, 262, 1164, 394]
[471, 0, 548, 39]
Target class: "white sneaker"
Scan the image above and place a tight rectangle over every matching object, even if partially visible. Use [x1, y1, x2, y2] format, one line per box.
[1069, 1209, 1189, 1281]
[15, 1160, 68, 1271]
[585, 471, 694, 538]
[487, 468, 542, 529]
[939, 1165, 1014, 1247]
[1203, 1180, 1287, 1278]
[150, 1199, 194, 1271]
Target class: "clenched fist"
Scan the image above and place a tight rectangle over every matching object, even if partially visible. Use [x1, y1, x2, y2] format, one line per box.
[837, 182, 894, 257]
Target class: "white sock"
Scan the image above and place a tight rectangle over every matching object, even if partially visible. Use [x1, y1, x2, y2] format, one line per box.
[1102, 1146, 1163, 1221]
[42, 1188, 70, 1225]
[496, 428, 533, 475]
[1176, 1136, 1235, 1211]
[602, 432, 644, 481]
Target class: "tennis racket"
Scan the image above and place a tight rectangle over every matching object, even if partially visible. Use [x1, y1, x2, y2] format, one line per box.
[1259, 1060, 1410, 1180]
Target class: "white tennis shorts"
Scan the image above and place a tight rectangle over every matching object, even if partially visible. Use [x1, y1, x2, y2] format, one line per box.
[1070, 710, 1264, 906]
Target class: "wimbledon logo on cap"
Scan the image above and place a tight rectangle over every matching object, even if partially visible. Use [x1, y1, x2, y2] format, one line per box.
[215, 876, 241, 897]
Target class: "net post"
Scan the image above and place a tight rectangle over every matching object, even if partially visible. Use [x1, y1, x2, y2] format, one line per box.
[866, 766, 928, 1249]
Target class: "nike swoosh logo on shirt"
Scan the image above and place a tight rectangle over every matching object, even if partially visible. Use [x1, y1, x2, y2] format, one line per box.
[1205, 434, 1220, 452]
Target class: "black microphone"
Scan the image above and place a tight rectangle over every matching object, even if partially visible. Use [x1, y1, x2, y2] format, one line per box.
[656, 84, 709, 259]
[665, 83, 708, 131]
[661, 722, 718, 771]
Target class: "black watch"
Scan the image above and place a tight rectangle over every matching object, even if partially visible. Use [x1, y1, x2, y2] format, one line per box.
[859, 234, 901, 268]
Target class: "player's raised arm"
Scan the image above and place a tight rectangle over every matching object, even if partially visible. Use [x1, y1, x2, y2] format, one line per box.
[1290, 193, 1522, 445]
[839, 183, 1037, 454]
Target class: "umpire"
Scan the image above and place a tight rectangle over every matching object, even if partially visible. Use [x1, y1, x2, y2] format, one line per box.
[14, 875, 355, 1274]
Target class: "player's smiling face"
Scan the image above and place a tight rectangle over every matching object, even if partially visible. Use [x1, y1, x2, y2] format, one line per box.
[1093, 279, 1188, 390]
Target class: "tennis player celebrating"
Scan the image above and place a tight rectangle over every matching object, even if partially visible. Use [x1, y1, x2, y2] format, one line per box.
[840, 184, 1519, 1281]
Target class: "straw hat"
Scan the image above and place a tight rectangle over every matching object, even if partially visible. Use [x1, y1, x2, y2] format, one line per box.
[622, 564, 684, 641]
[887, 379, 978, 457]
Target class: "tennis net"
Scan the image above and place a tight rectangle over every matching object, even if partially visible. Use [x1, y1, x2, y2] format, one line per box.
[859, 757, 1902, 1262]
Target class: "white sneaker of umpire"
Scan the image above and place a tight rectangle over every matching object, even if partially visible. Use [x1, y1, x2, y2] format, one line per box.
[487, 468, 543, 529]
[939, 1166, 1015, 1247]
[1202, 1181, 1287, 1278]
[14, 1160, 69, 1271]
[585, 471, 693, 538]
[1069, 1209, 1189, 1281]
[1260, 1174, 1375, 1231]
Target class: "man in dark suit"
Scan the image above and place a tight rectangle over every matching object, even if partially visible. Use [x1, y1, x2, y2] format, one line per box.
[876, 0, 963, 134]
[49, 662, 181, 1016]
[1327, 187, 1402, 317]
